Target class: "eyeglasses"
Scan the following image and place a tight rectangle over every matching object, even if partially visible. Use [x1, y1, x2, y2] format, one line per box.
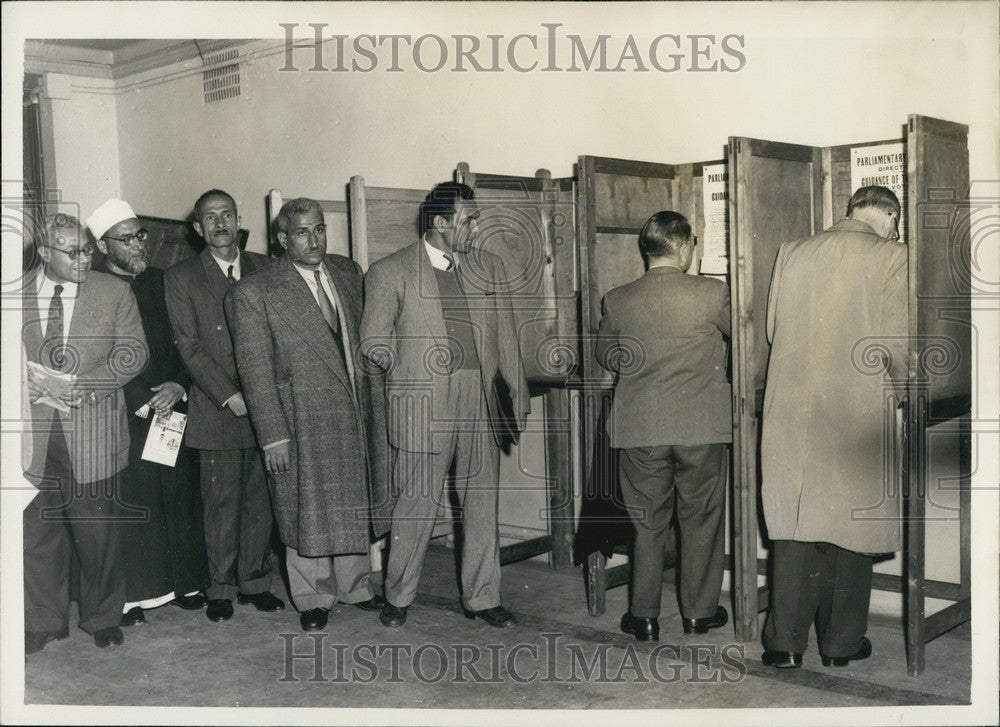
[45, 244, 96, 260]
[104, 228, 149, 246]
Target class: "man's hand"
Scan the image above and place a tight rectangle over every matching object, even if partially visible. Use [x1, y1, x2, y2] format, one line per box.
[28, 369, 84, 408]
[148, 382, 186, 417]
[226, 392, 249, 417]
[264, 442, 291, 474]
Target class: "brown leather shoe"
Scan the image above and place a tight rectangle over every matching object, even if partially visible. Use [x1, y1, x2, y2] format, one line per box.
[682, 606, 729, 635]
[762, 650, 803, 668]
[236, 591, 285, 612]
[25, 627, 69, 656]
[206, 599, 234, 622]
[93, 626, 124, 648]
[821, 637, 872, 667]
[379, 603, 408, 627]
[464, 606, 517, 628]
[620, 611, 660, 642]
[300, 608, 330, 631]
[120, 607, 146, 627]
[354, 594, 387, 612]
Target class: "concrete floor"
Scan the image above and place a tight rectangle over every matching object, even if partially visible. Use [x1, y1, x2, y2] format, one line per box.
[21, 543, 971, 715]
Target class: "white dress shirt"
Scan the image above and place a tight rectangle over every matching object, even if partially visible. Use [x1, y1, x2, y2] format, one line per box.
[210, 249, 242, 281]
[423, 237, 456, 271]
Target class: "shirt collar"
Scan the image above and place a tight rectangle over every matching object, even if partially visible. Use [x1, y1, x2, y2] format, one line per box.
[423, 236, 455, 271]
[38, 271, 79, 297]
[291, 260, 327, 283]
[209, 249, 241, 277]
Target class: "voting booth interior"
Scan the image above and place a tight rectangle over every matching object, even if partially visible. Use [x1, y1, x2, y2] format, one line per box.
[574, 155, 731, 617]
[726, 114, 971, 675]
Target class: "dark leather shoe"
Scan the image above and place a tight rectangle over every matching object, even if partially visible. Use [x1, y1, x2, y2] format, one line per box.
[620, 611, 660, 642]
[300, 608, 329, 631]
[821, 637, 872, 667]
[354, 594, 387, 612]
[762, 650, 803, 668]
[25, 627, 69, 656]
[171, 594, 207, 610]
[206, 599, 234, 622]
[682, 606, 729, 635]
[465, 606, 517, 628]
[237, 591, 285, 612]
[120, 607, 146, 627]
[379, 603, 408, 627]
[93, 626, 124, 648]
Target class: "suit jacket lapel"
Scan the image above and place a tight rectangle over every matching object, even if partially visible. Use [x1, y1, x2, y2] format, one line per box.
[323, 259, 360, 393]
[22, 287, 44, 361]
[68, 278, 107, 338]
[199, 249, 234, 303]
[409, 243, 447, 346]
[268, 257, 352, 391]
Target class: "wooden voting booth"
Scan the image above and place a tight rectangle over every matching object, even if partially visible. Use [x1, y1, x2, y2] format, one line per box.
[575, 155, 730, 617]
[726, 114, 971, 676]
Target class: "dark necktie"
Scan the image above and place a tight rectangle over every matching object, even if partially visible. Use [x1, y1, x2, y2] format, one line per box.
[443, 253, 455, 271]
[313, 270, 342, 339]
[44, 284, 67, 370]
[227, 264, 236, 285]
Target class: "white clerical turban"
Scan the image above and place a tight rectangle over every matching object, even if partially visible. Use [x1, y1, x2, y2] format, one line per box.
[86, 198, 137, 240]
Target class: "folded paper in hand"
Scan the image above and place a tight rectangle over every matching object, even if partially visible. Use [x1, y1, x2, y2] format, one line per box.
[26, 361, 76, 412]
[139, 410, 187, 467]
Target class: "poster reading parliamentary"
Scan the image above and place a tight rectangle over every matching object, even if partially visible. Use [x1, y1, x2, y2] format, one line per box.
[700, 163, 729, 276]
[851, 142, 906, 244]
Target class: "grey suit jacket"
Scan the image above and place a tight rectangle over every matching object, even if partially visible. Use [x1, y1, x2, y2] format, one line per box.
[164, 248, 271, 450]
[22, 270, 149, 483]
[225, 255, 391, 555]
[596, 266, 732, 448]
[360, 243, 529, 454]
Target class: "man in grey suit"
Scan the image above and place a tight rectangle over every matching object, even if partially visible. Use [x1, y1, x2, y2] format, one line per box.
[22, 212, 148, 653]
[361, 182, 529, 629]
[226, 198, 391, 632]
[164, 189, 283, 623]
[760, 186, 907, 669]
[596, 211, 732, 642]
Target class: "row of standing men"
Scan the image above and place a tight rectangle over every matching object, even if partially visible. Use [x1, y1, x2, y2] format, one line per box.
[22, 181, 906, 671]
[22, 181, 530, 654]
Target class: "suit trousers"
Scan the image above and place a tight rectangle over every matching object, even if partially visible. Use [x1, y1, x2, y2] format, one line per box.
[385, 370, 501, 611]
[762, 539, 873, 657]
[285, 545, 373, 612]
[197, 447, 274, 600]
[23, 419, 126, 634]
[618, 443, 727, 620]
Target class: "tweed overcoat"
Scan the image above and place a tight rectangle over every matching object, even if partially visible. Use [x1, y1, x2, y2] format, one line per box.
[760, 218, 908, 553]
[225, 254, 391, 556]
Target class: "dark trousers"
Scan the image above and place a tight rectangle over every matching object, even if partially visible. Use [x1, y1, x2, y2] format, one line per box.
[618, 443, 727, 619]
[384, 371, 501, 612]
[197, 447, 273, 600]
[23, 421, 126, 634]
[762, 539, 873, 657]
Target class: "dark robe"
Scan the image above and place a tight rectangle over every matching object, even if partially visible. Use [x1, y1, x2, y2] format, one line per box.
[99, 263, 209, 601]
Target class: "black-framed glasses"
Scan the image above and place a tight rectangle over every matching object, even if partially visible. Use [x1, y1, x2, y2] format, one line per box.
[104, 228, 149, 246]
[46, 244, 96, 260]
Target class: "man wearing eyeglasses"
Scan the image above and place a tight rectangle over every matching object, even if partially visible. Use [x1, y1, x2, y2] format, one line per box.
[22, 212, 148, 654]
[88, 198, 210, 629]
[165, 189, 282, 624]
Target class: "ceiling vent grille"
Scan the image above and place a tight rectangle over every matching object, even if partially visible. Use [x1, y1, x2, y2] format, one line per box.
[203, 49, 240, 104]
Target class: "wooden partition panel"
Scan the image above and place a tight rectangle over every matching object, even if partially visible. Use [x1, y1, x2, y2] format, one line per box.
[727, 137, 823, 641]
[347, 178, 426, 270]
[455, 165, 578, 384]
[904, 114, 971, 676]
